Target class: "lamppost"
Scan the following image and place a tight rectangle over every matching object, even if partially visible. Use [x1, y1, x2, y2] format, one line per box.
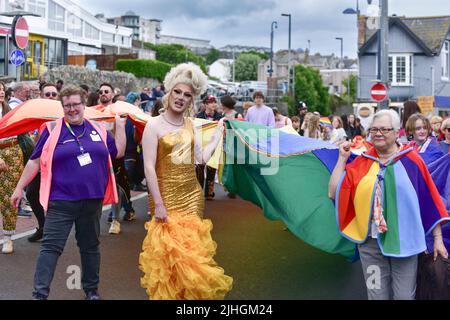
[281, 13, 291, 96]
[269, 21, 278, 79]
[336, 37, 350, 104]
[343, 0, 361, 110]
[335, 36, 344, 93]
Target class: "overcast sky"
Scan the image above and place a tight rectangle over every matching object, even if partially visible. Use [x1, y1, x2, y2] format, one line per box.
[75, 0, 450, 58]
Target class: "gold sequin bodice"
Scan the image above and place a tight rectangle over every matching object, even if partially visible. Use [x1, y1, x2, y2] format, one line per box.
[148, 119, 204, 218]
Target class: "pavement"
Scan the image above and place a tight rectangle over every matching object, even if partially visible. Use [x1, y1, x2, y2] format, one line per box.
[0, 186, 367, 300]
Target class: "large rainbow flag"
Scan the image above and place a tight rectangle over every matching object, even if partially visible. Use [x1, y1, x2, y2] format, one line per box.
[336, 146, 449, 257]
[222, 120, 357, 260]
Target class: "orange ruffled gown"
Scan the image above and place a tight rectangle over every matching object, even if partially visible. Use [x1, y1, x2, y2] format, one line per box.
[139, 119, 233, 300]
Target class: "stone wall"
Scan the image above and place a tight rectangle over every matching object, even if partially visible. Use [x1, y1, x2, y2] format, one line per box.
[43, 65, 160, 95]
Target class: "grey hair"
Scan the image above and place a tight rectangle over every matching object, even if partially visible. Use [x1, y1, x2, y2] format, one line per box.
[13, 82, 28, 92]
[370, 109, 401, 131]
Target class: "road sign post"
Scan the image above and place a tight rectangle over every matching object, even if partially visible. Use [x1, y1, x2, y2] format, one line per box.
[12, 16, 29, 50]
[370, 82, 388, 102]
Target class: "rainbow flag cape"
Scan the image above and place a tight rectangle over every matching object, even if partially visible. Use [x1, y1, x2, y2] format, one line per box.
[427, 153, 450, 251]
[222, 120, 357, 260]
[320, 117, 333, 128]
[336, 146, 449, 257]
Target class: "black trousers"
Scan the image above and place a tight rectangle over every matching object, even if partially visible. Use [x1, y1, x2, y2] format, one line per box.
[26, 173, 45, 229]
[195, 164, 216, 197]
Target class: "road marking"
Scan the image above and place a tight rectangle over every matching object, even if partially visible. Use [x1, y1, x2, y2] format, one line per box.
[0, 192, 148, 244]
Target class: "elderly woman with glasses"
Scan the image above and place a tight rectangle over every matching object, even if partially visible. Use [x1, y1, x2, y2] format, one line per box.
[406, 113, 444, 164]
[329, 109, 449, 300]
[10, 85, 126, 300]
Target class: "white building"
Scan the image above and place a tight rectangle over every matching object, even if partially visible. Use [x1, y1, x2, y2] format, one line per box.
[208, 59, 233, 82]
[159, 34, 212, 55]
[0, 0, 133, 79]
[106, 11, 161, 44]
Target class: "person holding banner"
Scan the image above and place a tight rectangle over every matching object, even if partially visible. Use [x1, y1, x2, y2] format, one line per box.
[10, 85, 126, 300]
[139, 63, 233, 300]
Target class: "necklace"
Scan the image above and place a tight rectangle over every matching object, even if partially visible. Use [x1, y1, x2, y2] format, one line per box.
[378, 148, 399, 163]
[162, 114, 184, 127]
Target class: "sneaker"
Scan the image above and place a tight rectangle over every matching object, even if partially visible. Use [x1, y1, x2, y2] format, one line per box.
[18, 207, 32, 217]
[85, 290, 101, 300]
[108, 220, 121, 235]
[2, 239, 13, 254]
[123, 210, 136, 222]
[31, 292, 47, 300]
[28, 228, 44, 242]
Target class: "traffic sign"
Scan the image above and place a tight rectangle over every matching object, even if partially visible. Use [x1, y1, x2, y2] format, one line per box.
[370, 82, 388, 102]
[12, 16, 29, 49]
[10, 50, 25, 66]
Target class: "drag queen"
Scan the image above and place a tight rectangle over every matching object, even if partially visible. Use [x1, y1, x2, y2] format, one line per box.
[139, 63, 233, 299]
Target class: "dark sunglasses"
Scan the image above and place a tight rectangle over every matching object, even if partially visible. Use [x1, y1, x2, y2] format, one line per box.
[44, 92, 58, 98]
[99, 90, 110, 95]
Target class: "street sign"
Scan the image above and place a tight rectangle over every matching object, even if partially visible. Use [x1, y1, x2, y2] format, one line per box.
[370, 82, 388, 102]
[12, 16, 29, 49]
[10, 49, 25, 66]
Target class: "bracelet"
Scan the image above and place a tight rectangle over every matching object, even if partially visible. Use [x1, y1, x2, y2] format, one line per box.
[433, 233, 443, 238]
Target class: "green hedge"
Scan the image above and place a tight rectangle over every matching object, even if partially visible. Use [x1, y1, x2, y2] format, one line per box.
[115, 59, 172, 82]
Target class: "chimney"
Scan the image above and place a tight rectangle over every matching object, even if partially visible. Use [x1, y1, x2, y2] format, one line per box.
[358, 15, 367, 49]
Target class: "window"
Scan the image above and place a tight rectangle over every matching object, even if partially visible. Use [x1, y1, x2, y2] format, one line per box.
[442, 40, 449, 80]
[388, 54, 413, 86]
[102, 32, 114, 43]
[67, 14, 83, 37]
[27, 0, 46, 18]
[85, 23, 100, 40]
[45, 38, 65, 68]
[48, 0, 65, 32]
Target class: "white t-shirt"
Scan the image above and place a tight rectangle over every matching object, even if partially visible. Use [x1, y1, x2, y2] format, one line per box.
[330, 128, 347, 144]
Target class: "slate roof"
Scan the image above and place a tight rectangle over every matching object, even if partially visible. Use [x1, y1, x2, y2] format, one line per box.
[360, 15, 450, 55]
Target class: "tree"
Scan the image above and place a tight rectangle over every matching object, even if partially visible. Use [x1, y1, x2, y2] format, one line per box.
[143, 43, 207, 73]
[234, 53, 261, 82]
[293, 64, 331, 116]
[241, 50, 269, 60]
[206, 48, 220, 65]
[342, 74, 357, 102]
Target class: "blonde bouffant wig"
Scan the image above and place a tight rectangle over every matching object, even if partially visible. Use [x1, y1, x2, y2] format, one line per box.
[161, 63, 208, 112]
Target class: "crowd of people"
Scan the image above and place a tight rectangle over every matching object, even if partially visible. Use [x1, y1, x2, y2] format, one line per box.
[0, 62, 449, 301]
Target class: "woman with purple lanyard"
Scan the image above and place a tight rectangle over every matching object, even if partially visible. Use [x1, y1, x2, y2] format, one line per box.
[10, 85, 126, 300]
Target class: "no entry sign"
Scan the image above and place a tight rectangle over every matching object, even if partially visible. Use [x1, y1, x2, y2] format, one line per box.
[370, 83, 388, 102]
[12, 16, 29, 50]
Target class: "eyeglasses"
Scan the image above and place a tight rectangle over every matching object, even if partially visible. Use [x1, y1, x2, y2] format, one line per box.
[414, 126, 428, 132]
[99, 90, 110, 95]
[63, 102, 83, 110]
[369, 127, 395, 135]
[44, 92, 58, 98]
[172, 88, 193, 100]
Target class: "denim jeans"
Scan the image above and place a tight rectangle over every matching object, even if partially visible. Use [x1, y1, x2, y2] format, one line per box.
[33, 199, 103, 298]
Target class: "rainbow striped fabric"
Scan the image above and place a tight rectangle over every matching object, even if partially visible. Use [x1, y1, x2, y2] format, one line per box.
[319, 117, 333, 128]
[336, 145, 449, 257]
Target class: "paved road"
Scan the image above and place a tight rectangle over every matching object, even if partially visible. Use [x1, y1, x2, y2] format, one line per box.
[0, 187, 366, 300]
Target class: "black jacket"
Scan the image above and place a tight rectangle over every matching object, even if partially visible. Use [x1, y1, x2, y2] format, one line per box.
[196, 111, 223, 121]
